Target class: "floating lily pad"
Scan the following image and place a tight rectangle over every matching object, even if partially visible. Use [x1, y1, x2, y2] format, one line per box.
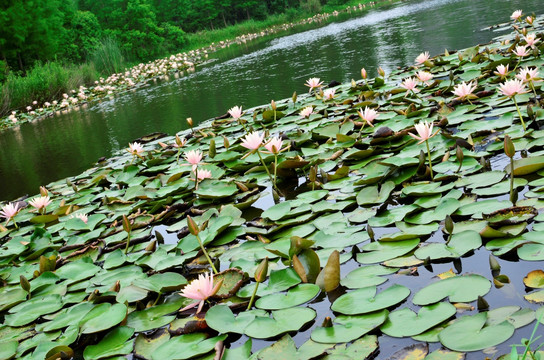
[380, 302, 456, 337]
[414, 230, 481, 260]
[438, 313, 515, 352]
[244, 307, 316, 339]
[311, 309, 388, 343]
[331, 284, 410, 315]
[357, 239, 420, 264]
[83, 326, 135, 360]
[413, 274, 491, 305]
[151, 333, 227, 360]
[524, 270, 544, 289]
[256, 283, 320, 310]
[80, 303, 128, 334]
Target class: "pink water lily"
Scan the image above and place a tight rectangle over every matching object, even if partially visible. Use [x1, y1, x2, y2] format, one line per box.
[401, 78, 419, 93]
[0, 202, 20, 221]
[452, 81, 477, 101]
[415, 51, 430, 65]
[361, 68, 367, 79]
[526, 16, 534, 25]
[511, 9, 522, 21]
[300, 106, 314, 118]
[173, 136, 187, 148]
[305, 77, 323, 92]
[524, 34, 540, 48]
[409, 121, 437, 144]
[357, 107, 379, 127]
[228, 106, 243, 119]
[29, 196, 52, 212]
[70, 213, 88, 224]
[241, 131, 264, 150]
[513, 45, 529, 58]
[516, 67, 540, 83]
[184, 149, 203, 167]
[196, 169, 212, 181]
[127, 142, 144, 156]
[494, 64, 509, 78]
[498, 79, 528, 97]
[323, 88, 336, 100]
[264, 136, 284, 154]
[179, 272, 221, 314]
[416, 71, 433, 85]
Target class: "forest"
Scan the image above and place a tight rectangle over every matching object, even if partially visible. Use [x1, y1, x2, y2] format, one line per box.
[0, 0, 353, 75]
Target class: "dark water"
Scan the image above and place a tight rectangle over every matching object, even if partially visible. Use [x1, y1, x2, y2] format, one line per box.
[0, 0, 540, 200]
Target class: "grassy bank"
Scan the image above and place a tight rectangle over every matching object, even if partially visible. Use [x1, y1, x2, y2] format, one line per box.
[0, 0, 388, 119]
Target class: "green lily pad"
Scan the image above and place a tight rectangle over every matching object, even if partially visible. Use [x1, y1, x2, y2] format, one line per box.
[380, 302, 456, 337]
[340, 265, 397, 289]
[256, 283, 320, 310]
[151, 333, 227, 360]
[237, 268, 301, 298]
[42, 302, 95, 332]
[79, 303, 128, 334]
[414, 230, 482, 260]
[4, 294, 63, 327]
[438, 313, 515, 352]
[413, 274, 491, 306]
[134, 329, 171, 360]
[331, 284, 410, 315]
[244, 307, 316, 339]
[357, 238, 420, 264]
[486, 306, 535, 328]
[0, 340, 17, 360]
[507, 155, 544, 176]
[194, 180, 238, 198]
[311, 309, 388, 343]
[83, 326, 135, 360]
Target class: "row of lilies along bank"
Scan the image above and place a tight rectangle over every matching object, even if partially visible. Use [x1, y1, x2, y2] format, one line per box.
[1, 9, 544, 360]
[0, 0, 391, 131]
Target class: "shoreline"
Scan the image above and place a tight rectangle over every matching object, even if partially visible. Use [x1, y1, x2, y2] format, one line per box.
[0, 0, 401, 132]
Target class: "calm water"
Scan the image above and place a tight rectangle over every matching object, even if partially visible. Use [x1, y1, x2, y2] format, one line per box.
[0, 0, 540, 200]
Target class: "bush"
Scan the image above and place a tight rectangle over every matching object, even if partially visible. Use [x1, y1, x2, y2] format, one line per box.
[90, 37, 125, 75]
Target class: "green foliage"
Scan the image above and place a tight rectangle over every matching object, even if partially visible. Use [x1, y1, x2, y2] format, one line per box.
[89, 37, 125, 75]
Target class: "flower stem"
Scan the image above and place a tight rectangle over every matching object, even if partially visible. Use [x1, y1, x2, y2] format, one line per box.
[513, 58, 521, 72]
[124, 233, 131, 255]
[512, 96, 526, 131]
[195, 233, 218, 274]
[194, 168, 199, 191]
[247, 282, 260, 310]
[510, 157, 515, 205]
[273, 154, 278, 188]
[530, 81, 538, 99]
[425, 140, 434, 180]
[256, 150, 278, 192]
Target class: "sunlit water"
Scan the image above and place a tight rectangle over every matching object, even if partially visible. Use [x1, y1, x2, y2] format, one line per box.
[0, 0, 540, 200]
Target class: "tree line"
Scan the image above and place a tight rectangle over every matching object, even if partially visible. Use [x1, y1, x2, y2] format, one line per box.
[0, 0, 351, 77]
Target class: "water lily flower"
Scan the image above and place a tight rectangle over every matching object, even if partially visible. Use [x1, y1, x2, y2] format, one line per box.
[264, 136, 284, 154]
[305, 77, 323, 92]
[179, 272, 221, 314]
[416, 71, 433, 85]
[494, 64, 509, 78]
[127, 142, 144, 156]
[300, 106, 314, 118]
[0, 202, 20, 222]
[516, 67, 540, 83]
[29, 196, 52, 213]
[173, 135, 187, 148]
[409, 121, 437, 145]
[196, 169, 212, 181]
[228, 106, 243, 119]
[415, 51, 430, 65]
[70, 213, 88, 224]
[526, 16, 534, 25]
[524, 34, 540, 48]
[511, 9, 522, 21]
[241, 131, 264, 150]
[401, 78, 420, 94]
[498, 79, 528, 97]
[184, 149, 203, 167]
[361, 68, 367, 79]
[357, 107, 379, 127]
[323, 88, 336, 101]
[513, 45, 529, 58]
[452, 81, 477, 101]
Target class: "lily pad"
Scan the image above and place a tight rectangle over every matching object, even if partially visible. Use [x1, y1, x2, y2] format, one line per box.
[256, 283, 320, 310]
[311, 310, 388, 343]
[413, 274, 491, 305]
[331, 284, 410, 315]
[83, 326, 135, 360]
[380, 302, 456, 337]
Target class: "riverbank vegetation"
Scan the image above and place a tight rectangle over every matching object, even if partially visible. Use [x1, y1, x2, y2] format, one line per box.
[0, 0, 382, 118]
[0, 9, 543, 359]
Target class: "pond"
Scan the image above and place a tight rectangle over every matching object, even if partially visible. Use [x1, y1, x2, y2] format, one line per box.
[0, 0, 539, 201]
[1, 2, 544, 360]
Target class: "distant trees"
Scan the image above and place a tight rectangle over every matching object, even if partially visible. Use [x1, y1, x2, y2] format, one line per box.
[0, 0, 351, 75]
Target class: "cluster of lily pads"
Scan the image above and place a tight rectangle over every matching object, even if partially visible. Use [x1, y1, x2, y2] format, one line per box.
[1, 9, 544, 360]
[0, 0, 390, 132]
